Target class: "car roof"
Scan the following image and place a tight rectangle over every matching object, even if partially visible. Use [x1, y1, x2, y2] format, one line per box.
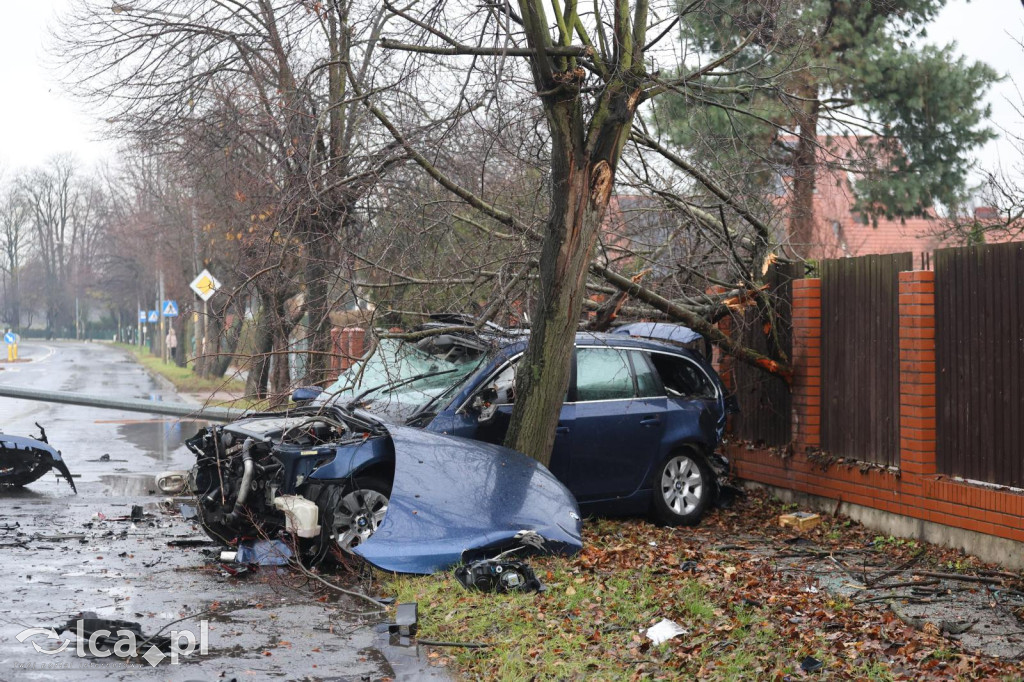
[482, 328, 700, 357]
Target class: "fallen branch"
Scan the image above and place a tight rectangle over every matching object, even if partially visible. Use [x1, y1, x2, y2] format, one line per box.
[869, 578, 941, 591]
[865, 550, 925, 587]
[914, 571, 1004, 585]
[418, 639, 492, 648]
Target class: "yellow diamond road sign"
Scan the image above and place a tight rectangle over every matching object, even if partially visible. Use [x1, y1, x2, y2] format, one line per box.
[190, 269, 221, 302]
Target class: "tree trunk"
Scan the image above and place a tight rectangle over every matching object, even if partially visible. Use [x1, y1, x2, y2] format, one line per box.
[788, 86, 821, 255]
[269, 323, 291, 406]
[245, 302, 274, 400]
[303, 220, 333, 386]
[504, 114, 616, 465]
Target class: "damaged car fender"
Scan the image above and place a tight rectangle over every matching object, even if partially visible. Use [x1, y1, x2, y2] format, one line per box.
[0, 426, 76, 492]
[353, 426, 582, 575]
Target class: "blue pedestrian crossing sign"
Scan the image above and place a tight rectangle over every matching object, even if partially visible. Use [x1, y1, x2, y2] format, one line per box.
[139, 310, 147, 323]
[162, 300, 179, 318]
[148, 310, 158, 323]
[3, 332, 15, 345]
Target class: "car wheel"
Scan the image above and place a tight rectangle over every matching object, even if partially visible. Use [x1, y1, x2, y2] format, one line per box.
[651, 449, 714, 526]
[314, 476, 391, 562]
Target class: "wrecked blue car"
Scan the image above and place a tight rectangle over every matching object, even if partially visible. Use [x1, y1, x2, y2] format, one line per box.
[315, 325, 731, 527]
[0, 424, 76, 492]
[185, 406, 582, 574]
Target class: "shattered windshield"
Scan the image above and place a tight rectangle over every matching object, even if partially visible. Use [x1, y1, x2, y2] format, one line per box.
[322, 338, 484, 422]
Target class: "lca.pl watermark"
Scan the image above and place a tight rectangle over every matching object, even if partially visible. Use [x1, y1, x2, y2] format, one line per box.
[16, 619, 210, 667]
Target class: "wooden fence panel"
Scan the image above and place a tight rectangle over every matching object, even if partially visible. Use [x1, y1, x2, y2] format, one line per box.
[729, 263, 802, 447]
[935, 242, 1024, 487]
[821, 253, 911, 467]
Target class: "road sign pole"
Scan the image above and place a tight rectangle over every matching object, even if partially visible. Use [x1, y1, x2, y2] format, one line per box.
[159, 271, 167, 363]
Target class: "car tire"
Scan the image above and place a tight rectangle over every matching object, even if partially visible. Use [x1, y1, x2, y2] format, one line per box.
[650, 449, 714, 527]
[313, 475, 391, 564]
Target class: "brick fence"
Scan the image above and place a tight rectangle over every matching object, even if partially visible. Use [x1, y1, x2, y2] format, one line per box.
[727, 271, 1024, 545]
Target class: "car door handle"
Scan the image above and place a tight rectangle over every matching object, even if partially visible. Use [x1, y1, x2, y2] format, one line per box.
[555, 426, 570, 436]
[640, 416, 660, 427]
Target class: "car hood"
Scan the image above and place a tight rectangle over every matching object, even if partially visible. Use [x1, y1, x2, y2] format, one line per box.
[353, 425, 583, 574]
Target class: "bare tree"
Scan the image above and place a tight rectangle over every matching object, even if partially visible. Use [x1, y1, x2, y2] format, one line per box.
[366, 0, 788, 464]
[0, 179, 30, 328]
[57, 0, 408, 382]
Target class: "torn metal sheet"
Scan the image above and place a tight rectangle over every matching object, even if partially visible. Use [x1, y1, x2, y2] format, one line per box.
[353, 427, 582, 574]
[0, 426, 76, 492]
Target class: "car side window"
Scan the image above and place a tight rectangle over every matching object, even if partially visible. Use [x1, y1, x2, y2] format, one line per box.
[576, 348, 635, 402]
[649, 353, 717, 399]
[631, 351, 665, 398]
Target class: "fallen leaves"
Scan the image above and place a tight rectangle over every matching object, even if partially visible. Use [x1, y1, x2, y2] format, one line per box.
[380, 490, 1024, 680]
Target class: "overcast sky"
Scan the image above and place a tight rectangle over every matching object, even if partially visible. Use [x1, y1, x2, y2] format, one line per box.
[1, 0, 1022, 180]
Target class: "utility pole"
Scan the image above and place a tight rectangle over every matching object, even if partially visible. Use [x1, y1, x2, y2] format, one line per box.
[158, 271, 166, 362]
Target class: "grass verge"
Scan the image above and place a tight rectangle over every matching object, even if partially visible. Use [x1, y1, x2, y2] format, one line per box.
[381, 517, 822, 680]
[113, 342, 247, 396]
[377, 495, 1023, 681]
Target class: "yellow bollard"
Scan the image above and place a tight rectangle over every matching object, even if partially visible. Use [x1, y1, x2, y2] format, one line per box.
[10, 343, 16, 361]
[5, 344, 11, 362]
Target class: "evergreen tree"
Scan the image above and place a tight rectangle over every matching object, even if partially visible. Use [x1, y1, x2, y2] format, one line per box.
[656, 0, 998, 250]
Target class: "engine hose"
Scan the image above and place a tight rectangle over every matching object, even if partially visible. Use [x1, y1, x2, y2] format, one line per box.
[228, 437, 255, 521]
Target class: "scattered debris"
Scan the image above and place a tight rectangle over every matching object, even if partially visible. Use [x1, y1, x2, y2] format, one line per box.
[455, 558, 543, 593]
[232, 539, 293, 566]
[778, 511, 821, 530]
[88, 454, 126, 462]
[55, 612, 172, 655]
[388, 602, 418, 637]
[155, 470, 187, 495]
[800, 654, 825, 673]
[166, 538, 219, 548]
[645, 618, 688, 645]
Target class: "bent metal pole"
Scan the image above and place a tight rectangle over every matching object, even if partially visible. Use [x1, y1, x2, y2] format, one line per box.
[0, 384, 239, 423]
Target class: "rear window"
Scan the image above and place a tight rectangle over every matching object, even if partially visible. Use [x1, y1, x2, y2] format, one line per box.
[649, 353, 717, 399]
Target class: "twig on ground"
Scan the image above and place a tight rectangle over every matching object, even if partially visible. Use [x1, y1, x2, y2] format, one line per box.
[914, 571, 1004, 585]
[865, 550, 926, 587]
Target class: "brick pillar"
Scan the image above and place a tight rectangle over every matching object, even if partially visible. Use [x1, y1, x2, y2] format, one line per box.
[791, 278, 822, 450]
[898, 271, 937, 477]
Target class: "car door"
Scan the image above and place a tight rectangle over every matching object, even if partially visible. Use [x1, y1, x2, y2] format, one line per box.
[647, 351, 724, 448]
[567, 347, 667, 501]
[446, 355, 575, 483]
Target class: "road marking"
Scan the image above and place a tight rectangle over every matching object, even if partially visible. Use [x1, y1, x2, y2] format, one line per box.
[94, 418, 178, 424]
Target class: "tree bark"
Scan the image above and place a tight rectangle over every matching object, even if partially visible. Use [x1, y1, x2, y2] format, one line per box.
[303, 220, 334, 386]
[245, 301, 274, 400]
[788, 85, 821, 255]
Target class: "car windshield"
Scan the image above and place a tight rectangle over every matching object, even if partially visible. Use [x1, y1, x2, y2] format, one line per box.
[321, 338, 483, 422]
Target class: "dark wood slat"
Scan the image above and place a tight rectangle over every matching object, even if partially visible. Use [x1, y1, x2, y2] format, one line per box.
[820, 253, 908, 466]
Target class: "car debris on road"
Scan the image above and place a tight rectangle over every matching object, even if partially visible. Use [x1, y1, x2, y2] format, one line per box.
[0, 422, 76, 492]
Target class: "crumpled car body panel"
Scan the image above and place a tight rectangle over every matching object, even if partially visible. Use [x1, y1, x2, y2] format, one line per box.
[353, 425, 582, 574]
[0, 433, 76, 492]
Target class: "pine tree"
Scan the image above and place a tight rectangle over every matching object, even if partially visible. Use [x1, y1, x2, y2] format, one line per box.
[656, 0, 998, 251]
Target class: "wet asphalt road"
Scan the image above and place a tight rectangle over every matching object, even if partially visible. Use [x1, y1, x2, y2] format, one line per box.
[0, 341, 444, 682]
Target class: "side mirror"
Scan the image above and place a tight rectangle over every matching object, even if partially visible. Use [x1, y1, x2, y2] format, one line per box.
[471, 387, 499, 423]
[291, 386, 323, 404]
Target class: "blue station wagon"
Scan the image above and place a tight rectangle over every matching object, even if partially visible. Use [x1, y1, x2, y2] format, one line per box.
[314, 323, 731, 526]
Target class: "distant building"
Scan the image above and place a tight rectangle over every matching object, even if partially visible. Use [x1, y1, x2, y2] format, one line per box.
[781, 135, 1017, 264]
